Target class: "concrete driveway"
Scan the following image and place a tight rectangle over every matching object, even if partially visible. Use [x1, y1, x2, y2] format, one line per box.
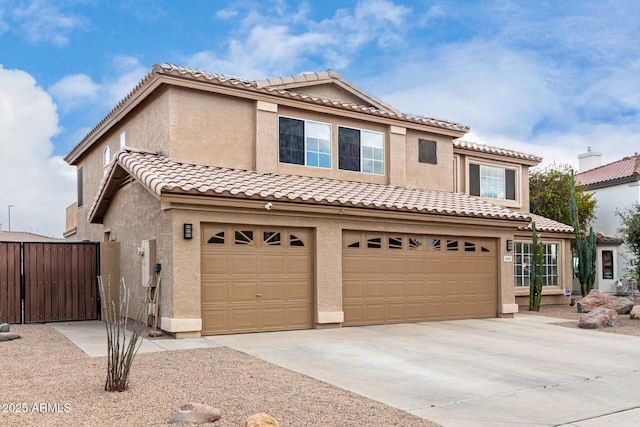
[209, 315, 640, 427]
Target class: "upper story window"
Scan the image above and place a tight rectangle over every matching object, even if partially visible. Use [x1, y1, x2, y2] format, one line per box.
[119, 131, 126, 149]
[278, 117, 331, 169]
[103, 146, 111, 168]
[77, 167, 83, 207]
[338, 126, 384, 175]
[469, 163, 516, 201]
[418, 139, 437, 164]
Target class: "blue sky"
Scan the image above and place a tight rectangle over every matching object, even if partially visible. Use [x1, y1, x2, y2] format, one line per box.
[1, 0, 639, 236]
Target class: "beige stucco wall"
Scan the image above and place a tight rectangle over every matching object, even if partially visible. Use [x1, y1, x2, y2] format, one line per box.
[72, 91, 172, 243]
[166, 87, 255, 169]
[158, 201, 520, 336]
[100, 181, 173, 320]
[404, 129, 454, 192]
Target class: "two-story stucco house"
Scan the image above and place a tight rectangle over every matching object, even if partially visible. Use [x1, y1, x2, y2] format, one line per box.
[64, 64, 573, 337]
[575, 149, 640, 293]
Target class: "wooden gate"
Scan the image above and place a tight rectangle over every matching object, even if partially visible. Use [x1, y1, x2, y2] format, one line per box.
[0, 243, 21, 323]
[0, 242, 99, 324]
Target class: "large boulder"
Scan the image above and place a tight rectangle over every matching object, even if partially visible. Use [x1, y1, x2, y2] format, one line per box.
[630, 305, 640, 320]
[169, 403, 221, 424]
[577, 290, 634, 314]
[0, 332, 21, 341]
[0, 323, 9, 332]
[579, 307, 618, 329]
[244, 413, 280, 427]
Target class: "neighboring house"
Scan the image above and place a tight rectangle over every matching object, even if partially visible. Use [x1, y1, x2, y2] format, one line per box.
[63, 64, 573, 337]
[575, 149, 640, 293]
[0, 231, 65, 242]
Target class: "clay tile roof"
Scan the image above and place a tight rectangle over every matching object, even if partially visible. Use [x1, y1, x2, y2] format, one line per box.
[90, 148, 532, 224]
[519, 213, 574, 234]
[66, 64, 470, 164]
[0, 231, 65, 242]
[454, 140, 542, 163]
[575, 154, 640, 186]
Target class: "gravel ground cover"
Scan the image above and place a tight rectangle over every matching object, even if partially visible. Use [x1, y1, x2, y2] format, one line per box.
[519, 297, 640, 337]
[1, 324, 439, 427]
[3, 301, 639, 426]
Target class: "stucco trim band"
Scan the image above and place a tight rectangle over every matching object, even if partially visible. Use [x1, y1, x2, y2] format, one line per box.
[161, 317, 202, 332]
[317, 311, 344, 323]
[257, 100, 278, 112]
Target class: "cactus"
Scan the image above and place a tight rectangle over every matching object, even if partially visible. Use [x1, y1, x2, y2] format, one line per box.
[529, 222, 544, 311]
[570, 172, 596, 297]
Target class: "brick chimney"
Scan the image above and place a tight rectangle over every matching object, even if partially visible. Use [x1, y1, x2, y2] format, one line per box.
[578, 146, 602, 171]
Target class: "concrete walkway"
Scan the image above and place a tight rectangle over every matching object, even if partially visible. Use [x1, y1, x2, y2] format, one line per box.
[51, 315, 640, 426]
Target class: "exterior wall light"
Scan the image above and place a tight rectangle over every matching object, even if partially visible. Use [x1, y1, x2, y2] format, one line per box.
[506, 239, 513, 251]
[183, 223, 193, 240]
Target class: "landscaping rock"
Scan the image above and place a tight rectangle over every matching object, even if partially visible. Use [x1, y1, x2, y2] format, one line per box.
[579, 307, 618, 329]
[0, 332, 21, 341]
[630, 306, 640, 320]
[169, 403, 221, 424]
[243, 413, 280, 427]
[577, 290, 634, 314]
[0, 323, 9, 332]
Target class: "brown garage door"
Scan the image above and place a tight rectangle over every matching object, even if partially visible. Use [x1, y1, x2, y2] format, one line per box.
[201, 224, 313, 335]
[343, 231, 498, 326]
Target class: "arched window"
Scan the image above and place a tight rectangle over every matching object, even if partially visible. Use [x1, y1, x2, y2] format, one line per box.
[103, 146, 111, 167]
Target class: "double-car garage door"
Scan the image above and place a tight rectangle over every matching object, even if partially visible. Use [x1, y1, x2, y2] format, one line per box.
[342, 231, 498, 326]
[201, 224, 498, 335]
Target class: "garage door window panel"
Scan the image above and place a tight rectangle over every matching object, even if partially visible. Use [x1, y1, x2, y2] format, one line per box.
[263, 231, 281, 246]
[235, 230, 254, 245]
[208, 231, 225, 244]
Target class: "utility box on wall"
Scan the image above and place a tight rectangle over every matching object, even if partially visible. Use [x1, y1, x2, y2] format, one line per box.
[141, 239, 156, 287]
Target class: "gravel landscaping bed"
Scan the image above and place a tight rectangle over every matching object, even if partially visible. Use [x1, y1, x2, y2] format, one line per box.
[1, 324, 439, 426]
[519, 297, 640, 337]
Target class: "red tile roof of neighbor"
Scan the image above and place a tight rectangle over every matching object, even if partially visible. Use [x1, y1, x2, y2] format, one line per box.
[0, 231, 64, 242]
[575, 154, 640, 186]
[90, 148, 571, 235]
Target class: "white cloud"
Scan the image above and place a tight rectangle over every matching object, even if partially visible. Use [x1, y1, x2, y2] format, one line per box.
[186, 0, 413, 79]
[215, 7, 237, 20]
[48, 74, 100, 112]
[0, 65, 75, 237]
[104, 56, 149, 105]
[48, 56, 148, 113]
[9, 0, 85, 46]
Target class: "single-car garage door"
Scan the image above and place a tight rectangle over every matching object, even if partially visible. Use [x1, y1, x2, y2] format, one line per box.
[343, 231, 497, 326]
[201, 224, 313, 335]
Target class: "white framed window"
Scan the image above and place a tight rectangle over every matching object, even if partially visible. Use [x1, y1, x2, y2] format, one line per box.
[514, 241, 559, 287]
[469, 162, 517, 201]
[103, 146, 111, 167]
[338, 126, 384, 175]
[278, 116, 331, 169]
[119, 131, 126, 149]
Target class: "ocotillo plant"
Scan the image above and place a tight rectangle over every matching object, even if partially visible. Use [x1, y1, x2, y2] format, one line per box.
[570, 172, 596, 297]
[529, 222, 544, 311]
[97, 276, 146, 392]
